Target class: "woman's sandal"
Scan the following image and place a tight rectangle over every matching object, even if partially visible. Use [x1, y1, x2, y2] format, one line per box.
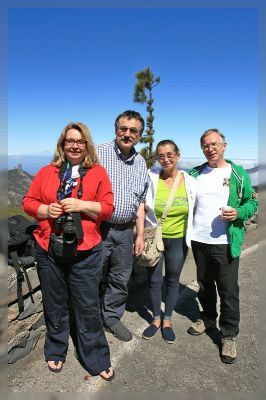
[99, 368, 115, 381]
[47, 360, 64, 373]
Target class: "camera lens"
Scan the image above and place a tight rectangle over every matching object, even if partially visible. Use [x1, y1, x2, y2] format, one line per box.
[63, 220, 76, 244]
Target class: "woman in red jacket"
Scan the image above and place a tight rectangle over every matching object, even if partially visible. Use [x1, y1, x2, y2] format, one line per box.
[22, 122, 115, 381]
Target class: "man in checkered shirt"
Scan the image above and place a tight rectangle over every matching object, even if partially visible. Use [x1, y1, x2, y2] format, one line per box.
[97, 110, 148, 341]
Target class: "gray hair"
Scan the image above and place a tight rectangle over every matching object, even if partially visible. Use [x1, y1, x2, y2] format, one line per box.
[200, 128, 226, 148]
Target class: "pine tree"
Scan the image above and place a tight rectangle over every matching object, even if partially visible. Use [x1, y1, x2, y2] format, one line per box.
[133, 67, 160, 168]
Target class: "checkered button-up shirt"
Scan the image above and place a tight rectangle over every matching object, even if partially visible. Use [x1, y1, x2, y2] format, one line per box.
[96, 141, 148, 224]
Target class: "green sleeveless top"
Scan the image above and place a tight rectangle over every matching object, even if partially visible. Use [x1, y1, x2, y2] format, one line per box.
[154, 178, 188, 238]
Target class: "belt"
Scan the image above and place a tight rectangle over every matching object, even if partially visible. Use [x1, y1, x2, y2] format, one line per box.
[102, 220, 135, 231]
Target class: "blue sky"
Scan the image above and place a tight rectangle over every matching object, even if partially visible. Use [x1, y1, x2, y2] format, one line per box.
[8, 7, 258, 160]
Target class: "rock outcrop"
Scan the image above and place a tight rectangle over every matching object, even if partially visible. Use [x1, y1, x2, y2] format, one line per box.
[8, 264, 45, 364]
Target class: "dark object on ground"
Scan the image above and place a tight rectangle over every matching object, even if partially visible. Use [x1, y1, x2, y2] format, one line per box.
[8, 215, 38, 313]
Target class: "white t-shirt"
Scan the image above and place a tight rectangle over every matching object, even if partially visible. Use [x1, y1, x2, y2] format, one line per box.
[191, 165, 231, 244]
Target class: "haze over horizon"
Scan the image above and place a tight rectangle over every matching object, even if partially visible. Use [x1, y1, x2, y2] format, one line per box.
[8, 153, 258, 187]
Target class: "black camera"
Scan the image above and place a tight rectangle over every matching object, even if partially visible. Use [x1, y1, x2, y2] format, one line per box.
[54, 214, 77, 245]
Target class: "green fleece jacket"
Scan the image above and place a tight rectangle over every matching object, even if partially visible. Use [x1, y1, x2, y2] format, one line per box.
[189, 160, 258, 257]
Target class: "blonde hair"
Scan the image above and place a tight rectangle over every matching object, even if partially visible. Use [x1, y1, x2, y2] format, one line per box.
[52, 122, 99, 168]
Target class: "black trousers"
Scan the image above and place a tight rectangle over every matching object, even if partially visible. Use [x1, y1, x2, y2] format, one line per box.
[191, 241, 240, 338]
[35, 242, 111, 376]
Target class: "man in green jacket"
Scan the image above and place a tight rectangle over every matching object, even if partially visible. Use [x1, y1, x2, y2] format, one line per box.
[188, 128, 258, 364]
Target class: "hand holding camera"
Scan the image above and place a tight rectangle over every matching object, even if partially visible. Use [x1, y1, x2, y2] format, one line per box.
[48, 202, 64, 219]
[60, 197, 85, 213]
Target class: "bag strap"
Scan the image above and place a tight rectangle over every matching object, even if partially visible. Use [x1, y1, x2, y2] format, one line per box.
[158, 172, 182, 226]
[10, 250, 25, 313]
[10, 250, 35, 313]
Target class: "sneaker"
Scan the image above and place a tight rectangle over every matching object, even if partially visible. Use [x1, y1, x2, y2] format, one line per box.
[142, 324, 160, 340]
[187, 319, 216, 336]
[162, 327, 176, 344]
[221, 335, 237, 364]
[105, 321, 132, 342]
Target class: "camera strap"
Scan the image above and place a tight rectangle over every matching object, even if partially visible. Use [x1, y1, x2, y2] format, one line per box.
[77, 166, 87, 199]
[71, 212, 84, 240]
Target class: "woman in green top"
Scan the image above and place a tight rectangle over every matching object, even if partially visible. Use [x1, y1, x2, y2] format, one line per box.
[142, 140, 195, 343]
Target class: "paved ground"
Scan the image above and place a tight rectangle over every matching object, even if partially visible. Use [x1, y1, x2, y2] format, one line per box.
[8, 226, 259, 393]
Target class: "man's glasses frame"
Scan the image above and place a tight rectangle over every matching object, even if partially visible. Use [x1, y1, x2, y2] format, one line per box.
[202, 142, 224, 151]
[117, 126, 140, 136]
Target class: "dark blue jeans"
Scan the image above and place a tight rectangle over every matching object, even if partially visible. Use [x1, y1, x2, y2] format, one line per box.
[35, 242, 111, 376]
[191, 240, 240, 338]
[147, 237, 188, 319]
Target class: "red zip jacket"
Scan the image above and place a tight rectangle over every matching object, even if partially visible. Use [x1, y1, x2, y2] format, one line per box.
[22, 163, 114, 251]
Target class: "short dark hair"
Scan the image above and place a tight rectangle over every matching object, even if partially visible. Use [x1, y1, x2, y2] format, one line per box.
[156, 139, 180, 155]
[200, 128, 226, 148]
[114, 110, 145, 136]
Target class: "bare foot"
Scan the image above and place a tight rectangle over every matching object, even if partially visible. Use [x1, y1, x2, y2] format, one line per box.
[47, 360, 63, 373]
[99, 367, 115, 381]
[163, 320, 172, 328]
[152, 320, 161, 328]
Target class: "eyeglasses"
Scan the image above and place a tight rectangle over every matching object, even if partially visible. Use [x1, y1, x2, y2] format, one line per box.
[202, 142, 224, 151]
[64, 138, 86, 147]
[118, 126, 140, 136]
[157, 152, 177, 161]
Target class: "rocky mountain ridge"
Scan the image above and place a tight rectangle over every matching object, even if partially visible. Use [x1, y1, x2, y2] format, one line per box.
[8, 168, 34, 208]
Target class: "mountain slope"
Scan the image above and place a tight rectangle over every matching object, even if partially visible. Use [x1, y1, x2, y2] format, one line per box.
[8, 168, 33, 208]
